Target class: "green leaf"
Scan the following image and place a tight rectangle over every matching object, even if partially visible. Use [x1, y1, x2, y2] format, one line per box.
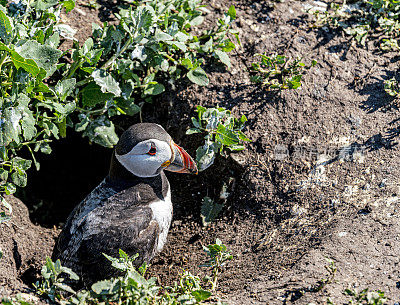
[13, 157, 32, 171]
[189, 16, 204, 26]
[32, 0, 58, 10]
[186, 128, 201, 135]
[80, 82, 113, 107]
[143, 82, 165, 96]
[196, 144, 217, 171]
[54, 283, 76, 294]
[216, 124, 239, 146]
[192, 289, 211, 302]
[92, 69, 121, 97]
[60, 265, 79, 280]
[0, 168, 8, 181]
[11, 169, 27, 187]
[155, 29, 172, 41]
[55, 78, 76, 101]
[227, 5, 237, 20]
[4, 182, 16, 195]
[10, 50, 40, 76]
[237, 130, 250, 141]
[215, 50, 231, 69]
[21, 108, 36, 141]
[0, 107, 22, 146]
[0, 6, 13, 42]
[46, 32, 60, 48]
[117, 99, 141, 116]
[92, 280, 114, 294]
[35, 142, 52, 154]
[43, 121, 59, 139]
[187, 67, 209, 86]
[62, 0, 75, 13]
[133, 6, 154, 33]
[82, 118, 118, 148]
[15, 40, 62, 77]
[201, 196, 224, 226]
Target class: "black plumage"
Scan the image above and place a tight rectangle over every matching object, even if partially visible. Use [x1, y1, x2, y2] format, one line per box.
[52, 123, 196, 286]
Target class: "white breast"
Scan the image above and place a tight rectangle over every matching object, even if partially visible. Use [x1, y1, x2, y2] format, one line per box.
[149, 188, 172, 253]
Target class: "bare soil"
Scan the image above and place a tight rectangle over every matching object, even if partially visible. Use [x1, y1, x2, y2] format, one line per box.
[2, 0, 400, 304]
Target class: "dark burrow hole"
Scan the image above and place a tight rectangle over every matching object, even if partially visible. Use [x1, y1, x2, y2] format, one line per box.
[20, 266, 40, 286]
[16, 130, 111, 227]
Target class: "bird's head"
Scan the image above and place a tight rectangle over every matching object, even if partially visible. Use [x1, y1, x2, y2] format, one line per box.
[110, 123, 197, 179]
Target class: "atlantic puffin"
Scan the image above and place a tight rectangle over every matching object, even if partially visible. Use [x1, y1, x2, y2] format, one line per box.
[52, 123, 197, 285]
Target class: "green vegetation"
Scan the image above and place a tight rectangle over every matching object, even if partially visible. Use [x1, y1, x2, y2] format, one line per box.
[0, 0, 240, 220]
[384, 77, 400, 99]
[327, 289, 387, 305]
[2, 241, 232, 305]
[201, 178, 233, 226]
[187, 106, 250, 171]
[250, 54, 317, 90]
[311, 0, 400, 50]
[200, 239, 232, 291]
[0, 0, 74, 221]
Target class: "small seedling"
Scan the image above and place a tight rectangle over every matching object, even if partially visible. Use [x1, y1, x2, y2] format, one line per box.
[187, 106, 250, 171]
[343, 288, 387, 305]
[34, 258, 79, 301]
[384, 77, 400, 99]
[315, 257, 337, 291]
[250, 54, 317, 90]
[201, 239, 233, 291]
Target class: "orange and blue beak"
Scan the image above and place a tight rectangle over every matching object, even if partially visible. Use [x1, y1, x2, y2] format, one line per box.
[164, 142, 198, 174]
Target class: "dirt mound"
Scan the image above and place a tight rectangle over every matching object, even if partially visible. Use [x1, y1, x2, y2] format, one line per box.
[0, 196, 58, 297]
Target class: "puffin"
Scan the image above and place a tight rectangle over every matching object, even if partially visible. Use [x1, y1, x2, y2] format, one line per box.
[52, 123, 197, 285]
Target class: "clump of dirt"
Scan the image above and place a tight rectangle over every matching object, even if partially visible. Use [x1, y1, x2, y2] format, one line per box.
[0, 196, 58, 297]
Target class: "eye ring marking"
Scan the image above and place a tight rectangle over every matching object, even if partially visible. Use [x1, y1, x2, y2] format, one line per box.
[147, 146, 157, 155]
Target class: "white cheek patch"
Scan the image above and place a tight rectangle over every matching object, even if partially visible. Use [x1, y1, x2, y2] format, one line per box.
[115, 139, 172, 178]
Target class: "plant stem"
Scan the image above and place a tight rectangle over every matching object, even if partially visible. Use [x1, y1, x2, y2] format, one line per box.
[103, 36, 133, 70]
[64, 58, 83, 81]
[0, 53, 9, 74]
[22, 0, 33, 23]
[75, 37, 133, 88]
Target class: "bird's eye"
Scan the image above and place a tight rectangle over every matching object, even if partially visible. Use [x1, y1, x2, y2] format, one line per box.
[147, 146, 157, 155]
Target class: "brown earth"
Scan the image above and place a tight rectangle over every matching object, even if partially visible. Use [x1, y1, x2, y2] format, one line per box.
[2, 0, 400, 304]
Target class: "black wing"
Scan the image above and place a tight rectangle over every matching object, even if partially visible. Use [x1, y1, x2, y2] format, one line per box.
[52, 179, 116, 261]
[56, 184, 160, 285]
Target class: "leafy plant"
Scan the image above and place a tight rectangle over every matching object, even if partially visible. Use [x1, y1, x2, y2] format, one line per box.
[62, 1, 239, 147]
[187, 106, 250, 171]
[342, 289, 387, 305]
[327, 288, 387, 305]
[315, 257, 337, 291]
[311, 0, 400, 50]
[34, 258, 79, 302]
[384, 77, 400, 98]
[201, 238, 233, 291]
[250, 53, 317, 90]
[33, 243, 232, 304]
[0, 0, 76, 218]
